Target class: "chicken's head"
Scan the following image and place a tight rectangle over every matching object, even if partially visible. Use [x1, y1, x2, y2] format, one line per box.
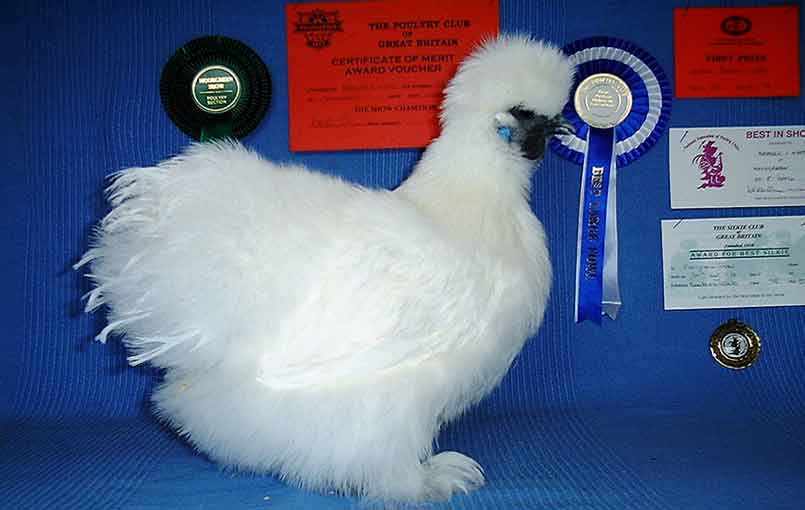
[440, 34, 575, 162]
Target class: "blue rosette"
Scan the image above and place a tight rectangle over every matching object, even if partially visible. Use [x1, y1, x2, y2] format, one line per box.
[550, 36, 672, 168]
[550, 37, 671, 324]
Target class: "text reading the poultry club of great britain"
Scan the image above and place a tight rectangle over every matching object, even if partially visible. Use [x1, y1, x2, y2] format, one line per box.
[331, 18, 471, 77]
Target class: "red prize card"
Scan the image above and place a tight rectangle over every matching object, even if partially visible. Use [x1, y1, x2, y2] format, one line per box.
[286, 0, 499, 151]
[674, 6, 800, 98]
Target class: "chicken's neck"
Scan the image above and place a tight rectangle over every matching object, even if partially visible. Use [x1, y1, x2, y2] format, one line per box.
[395, 131, 540, 257]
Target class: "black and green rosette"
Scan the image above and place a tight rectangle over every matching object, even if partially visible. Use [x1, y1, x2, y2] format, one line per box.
[160, 36, 272, 141]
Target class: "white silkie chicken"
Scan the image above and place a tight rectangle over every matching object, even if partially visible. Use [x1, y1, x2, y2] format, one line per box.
[77, 34, 574, 503]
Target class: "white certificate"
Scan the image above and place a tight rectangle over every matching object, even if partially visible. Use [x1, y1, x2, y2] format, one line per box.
[669, 126, 805, 209]
[661, 216, 805, 310]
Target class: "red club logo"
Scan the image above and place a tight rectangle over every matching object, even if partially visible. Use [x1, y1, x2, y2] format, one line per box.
[720, 16, 752, 36]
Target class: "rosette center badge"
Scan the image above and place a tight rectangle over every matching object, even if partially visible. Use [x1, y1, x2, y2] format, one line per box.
[191, 65, 242, 114]
[574, 73, 632, 129]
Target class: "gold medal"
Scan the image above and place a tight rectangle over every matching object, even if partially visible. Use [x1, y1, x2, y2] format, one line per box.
[709, 319, 761, 370]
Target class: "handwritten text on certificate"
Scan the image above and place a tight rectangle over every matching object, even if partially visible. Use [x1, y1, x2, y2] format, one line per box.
[286, 1, 499, 151]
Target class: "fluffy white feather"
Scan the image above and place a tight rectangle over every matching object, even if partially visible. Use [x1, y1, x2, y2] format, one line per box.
[77, 34, 574, 502]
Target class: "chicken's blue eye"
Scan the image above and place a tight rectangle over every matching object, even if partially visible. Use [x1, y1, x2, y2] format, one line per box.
[496, 125, 513, 143]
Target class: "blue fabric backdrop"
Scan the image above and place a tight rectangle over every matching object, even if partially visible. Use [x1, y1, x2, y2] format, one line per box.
[2, 0, 804, 509]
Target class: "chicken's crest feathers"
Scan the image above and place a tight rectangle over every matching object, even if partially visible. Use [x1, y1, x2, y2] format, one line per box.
[441, 34, 574, 128]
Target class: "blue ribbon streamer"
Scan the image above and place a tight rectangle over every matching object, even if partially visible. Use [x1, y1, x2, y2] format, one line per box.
[575, 127, 616, 323]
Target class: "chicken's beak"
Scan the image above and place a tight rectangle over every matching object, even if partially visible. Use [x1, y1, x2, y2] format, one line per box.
[518, 112, 574, 161]
[550, 115, 575, 137]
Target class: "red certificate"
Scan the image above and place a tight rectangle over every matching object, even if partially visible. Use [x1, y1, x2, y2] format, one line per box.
[674, 6, 800, 98]
[286, 0, 499, 151]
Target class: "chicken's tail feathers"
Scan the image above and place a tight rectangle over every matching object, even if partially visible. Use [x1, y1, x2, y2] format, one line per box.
[75, 140, 283, 371]
[73, 156, 213, 368]
[75, 247, 205, 366]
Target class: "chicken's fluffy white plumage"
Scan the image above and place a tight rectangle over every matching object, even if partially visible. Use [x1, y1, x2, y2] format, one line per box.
[77, 34, 574, 502]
